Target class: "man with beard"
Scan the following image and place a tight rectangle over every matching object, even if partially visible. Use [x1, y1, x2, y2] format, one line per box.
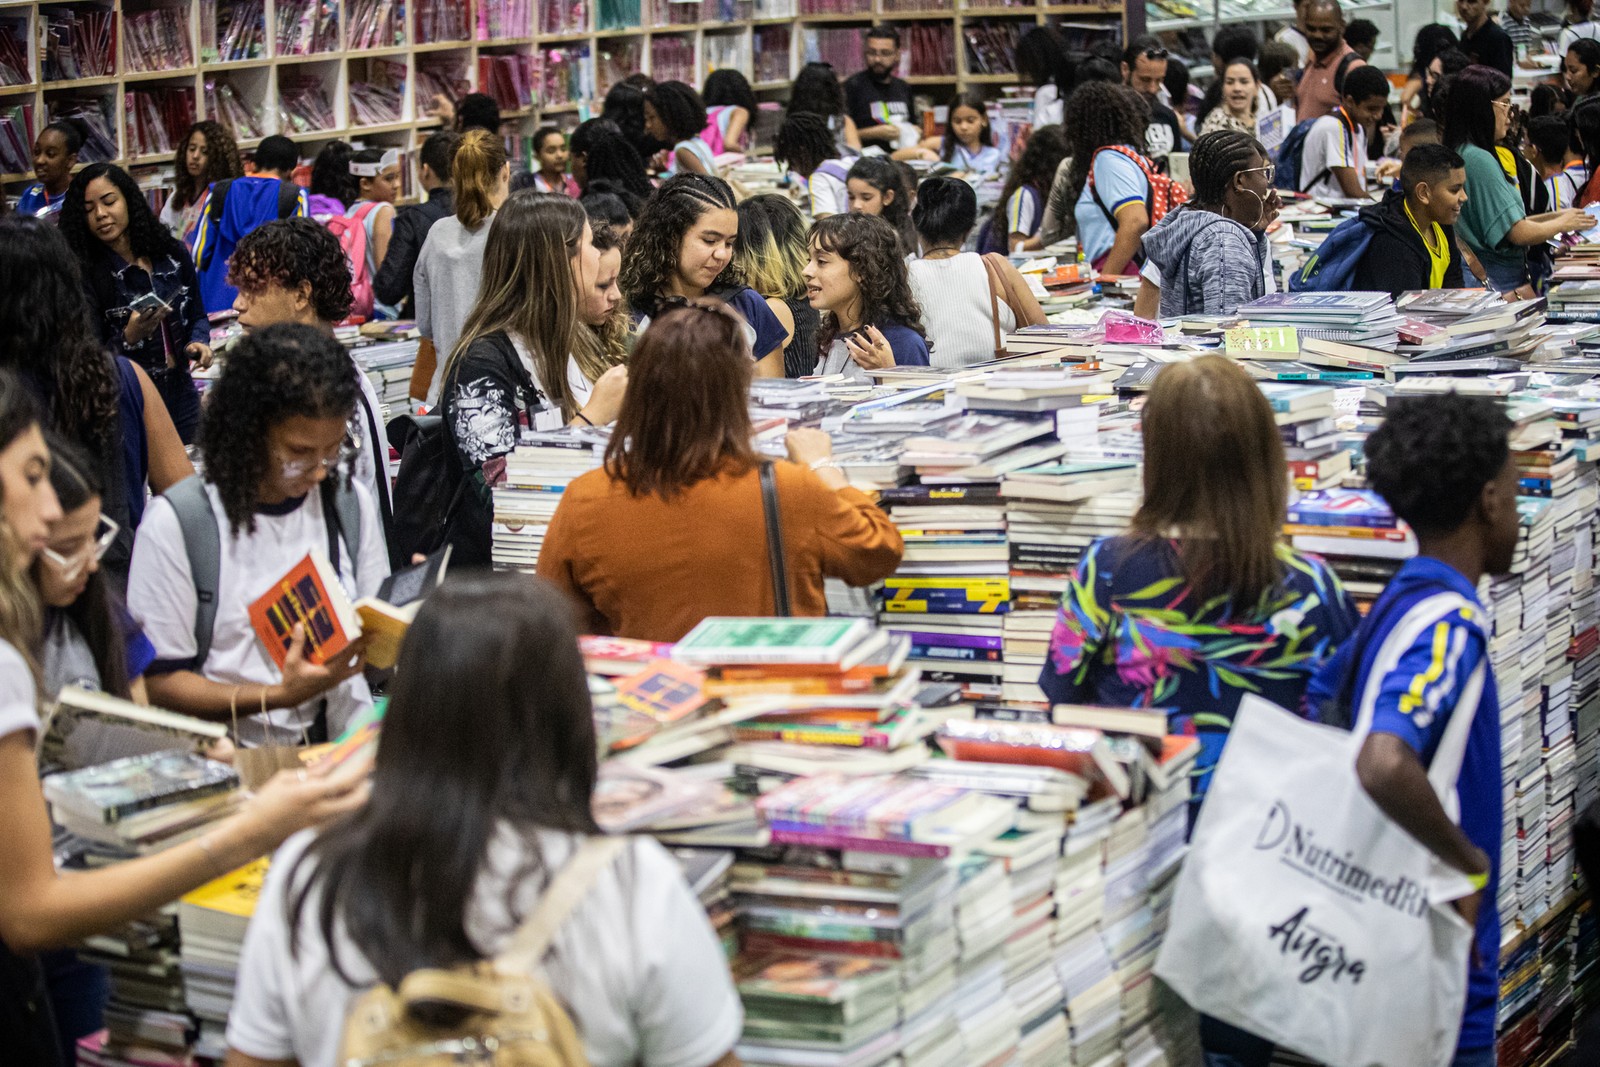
[1296, 0, 1366, 121]
[1122, 36, 1186, 168]
[844, 25, 918, 153]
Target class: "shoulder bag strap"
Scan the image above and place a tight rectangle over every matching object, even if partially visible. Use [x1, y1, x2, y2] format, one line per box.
[980, 253, 1007, 358]
[760, 460, 792, 617]
[165, 476, 222, 669]
[495, 836, 629, 973]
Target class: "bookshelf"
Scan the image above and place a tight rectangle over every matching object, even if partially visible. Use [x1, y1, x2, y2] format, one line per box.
[1145, 0, 1398, 73]
[0, 0, 1132, 202]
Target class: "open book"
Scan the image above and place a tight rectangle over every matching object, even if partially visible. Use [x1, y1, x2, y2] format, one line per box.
[248, 546, 451, 672]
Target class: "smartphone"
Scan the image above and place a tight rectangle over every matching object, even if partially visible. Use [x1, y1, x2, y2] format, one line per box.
[129, 292, 169, 315]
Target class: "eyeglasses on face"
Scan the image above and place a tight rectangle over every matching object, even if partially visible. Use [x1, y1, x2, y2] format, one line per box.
[1238, 163, 1277, 183]
[278, 437, 360, 481]
[40, 513, 119, 582]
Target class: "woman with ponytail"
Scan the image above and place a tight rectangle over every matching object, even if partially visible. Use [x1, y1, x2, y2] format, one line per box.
[415, 129, 510, 404]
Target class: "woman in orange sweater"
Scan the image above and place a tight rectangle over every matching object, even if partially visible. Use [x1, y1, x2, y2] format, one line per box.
[536, 303, 903, 641]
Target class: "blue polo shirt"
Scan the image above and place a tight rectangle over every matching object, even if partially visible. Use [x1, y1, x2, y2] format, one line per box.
[1305, 556, 1502, 1053]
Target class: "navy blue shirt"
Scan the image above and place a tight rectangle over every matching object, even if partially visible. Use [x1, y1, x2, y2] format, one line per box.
[1305, 556, 1502, 1052]
[81, 250, 210, 374]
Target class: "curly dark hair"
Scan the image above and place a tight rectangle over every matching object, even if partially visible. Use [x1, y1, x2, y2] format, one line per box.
[1053, 82, 1149, 227]
[1365, 394, 1511, 537]
[228, 218, 355, 324]
[997, 124, 1068, 227]
[569, 118, 653, 202]
[60, 163, 189, 271]
[309, 139, 357, 207]
[846, 156, 915, 254]
[1189, 129, 1265, 206]
[810, 213, 925, 355]
[644, 80, 707, 144]
[170, 121, 242, 212]
[0, 216, 119, 454]
[620, 173, 743, 317]
[703, 69, 758, 117]
[197, 322, 360, 535]
[775, 112, 837, 177]
[790, 62, 847, 124]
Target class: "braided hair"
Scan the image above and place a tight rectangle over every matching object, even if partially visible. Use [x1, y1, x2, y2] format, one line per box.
[1052, 82, 1150, 228]
[1189, 129, 1265, 207]
[569, 119, 653, 202]
[620, 173, 744, 317]
[775, 111, 837, 177]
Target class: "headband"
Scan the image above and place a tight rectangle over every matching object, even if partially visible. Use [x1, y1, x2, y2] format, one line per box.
[350, 148, 401, 177]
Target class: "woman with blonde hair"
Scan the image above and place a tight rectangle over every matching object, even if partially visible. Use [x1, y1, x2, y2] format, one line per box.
[438, 192, 628, 566]
[537, 304, 902, 641]
[1040, 355, 1359, 809]
[573, 221, 631, 379]
[415, 128, 511, 403]
[734, 195, 819, 378]
[0, 369, 368, 1064]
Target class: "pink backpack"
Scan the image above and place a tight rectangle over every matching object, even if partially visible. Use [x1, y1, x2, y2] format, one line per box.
[324, 201, 381, 321]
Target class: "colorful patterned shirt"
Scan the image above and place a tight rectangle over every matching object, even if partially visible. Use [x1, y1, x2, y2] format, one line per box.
[1038, 535, 1360, 803]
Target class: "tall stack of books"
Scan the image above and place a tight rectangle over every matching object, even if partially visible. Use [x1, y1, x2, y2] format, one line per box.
[75, 916, 192, 1067]
[178, 859, 268, 1058]
[1283, 489, 1415, 607]
[1236, 292, 1400, 351]
[348, 332, 419, 421]
[491, 426, 608, 573]
[44, 750, 241, 858]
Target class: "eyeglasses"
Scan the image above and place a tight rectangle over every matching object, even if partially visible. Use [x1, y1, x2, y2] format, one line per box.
[40, 513, 119, 583]
[1239, 163, 1277, 183]
[278, 437, 360, 481]
[1492, 99, 1514, 112]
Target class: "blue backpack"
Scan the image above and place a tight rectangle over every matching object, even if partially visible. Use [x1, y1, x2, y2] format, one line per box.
[1273, 118, 1324, 193]
[1288, 213, 1373, 292]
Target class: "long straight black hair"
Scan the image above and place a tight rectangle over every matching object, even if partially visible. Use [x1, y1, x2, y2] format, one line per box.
[289, 574, 603, 986]
[1442, 65, 1512, 153]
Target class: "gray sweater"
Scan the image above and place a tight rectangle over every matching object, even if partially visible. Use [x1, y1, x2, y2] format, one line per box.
[1140, 205, 1270, 318]
[415, 211, 494, 404]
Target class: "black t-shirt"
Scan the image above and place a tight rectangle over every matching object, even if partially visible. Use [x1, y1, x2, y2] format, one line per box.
[843, 70, 917, 150]
[1460, 18, 1515, 78]
[1144, 100, 1184, 169]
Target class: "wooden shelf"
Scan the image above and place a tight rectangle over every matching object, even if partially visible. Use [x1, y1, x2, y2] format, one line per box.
[412, 38, 473, 51]
[41, 74, 118, 89]
[123, 66, 198, 82]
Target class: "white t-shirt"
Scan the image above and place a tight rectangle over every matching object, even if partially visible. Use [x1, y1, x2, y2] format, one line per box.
[1275, 24, 1311, 65]
[1561, 21, 1600, 51]
[0, 638, 37, 742]
[226, 828, 743, 1067]
[417, 213, 495, 404]
[127, 482, 390, 746]
[1031, 84, 1063, 129]
[350, 356, 391, 519]
[1301, 114, 1367, 200]
[810, 165, 849, 218]
[909, 253, 1016, 371]
[507, 337, 597, 429]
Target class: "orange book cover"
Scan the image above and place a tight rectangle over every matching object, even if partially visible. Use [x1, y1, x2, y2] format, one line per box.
[247, 551, 358, 669]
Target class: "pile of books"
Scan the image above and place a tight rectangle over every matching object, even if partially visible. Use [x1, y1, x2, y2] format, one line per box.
[178, 858, 269, 1058]
[348, 330, 419, 418]
[490, 426, 608, 573]
[1236, 292, 1400, 351]
[44, 750, 241, 857]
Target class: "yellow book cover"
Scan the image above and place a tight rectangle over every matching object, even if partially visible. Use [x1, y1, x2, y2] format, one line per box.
[180, 856, 270, 918]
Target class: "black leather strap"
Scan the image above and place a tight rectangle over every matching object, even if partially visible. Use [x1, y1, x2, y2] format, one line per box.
[759, 461, 791, 617]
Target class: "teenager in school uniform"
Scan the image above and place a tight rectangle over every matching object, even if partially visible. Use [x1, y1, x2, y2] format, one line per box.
[775, 113, 853, 220]
[226, 219, 394, 535]
[1298, 65, 1391, 199]
[438, 194, 628, 566]
[1352, 144, 1469, 298]
[224, 575, 744, 1067]
[128, 325, 389, 746]
[15, 120, 86, 220]
[531, 126, 582, 197]
[644, 81, 715, 177]
[805, 213, 931, 383]
[0, 367, 369, 1065]
[620, 174, 788, 377]
[984, 125, 1069, 254]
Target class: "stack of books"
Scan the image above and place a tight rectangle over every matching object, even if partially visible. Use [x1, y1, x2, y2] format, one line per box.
[348, 333, 419, 419]
[178, 859, 268, 1058]
[74, 915, 192, 1067]
[735, 953, 906, 1067]
[1256, 382, 1347, 491]
[43, 750, 241, 857]
[1236, 292, 1400, 351]
[1283, 489, 1415, 604]
[491, 426, 608, 573]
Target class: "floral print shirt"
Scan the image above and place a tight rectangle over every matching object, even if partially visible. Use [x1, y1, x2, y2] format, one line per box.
[1038, 535, 1359, 803]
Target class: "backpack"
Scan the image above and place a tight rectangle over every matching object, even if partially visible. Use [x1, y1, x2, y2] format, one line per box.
[194, 178, 304, 272]
[1276, 106, 1359, 193]
[326, 202, 382, 321]
[1288, 212, 1374, 292]
[164, 475, 362, 670]
[337, 836, 624, 1067]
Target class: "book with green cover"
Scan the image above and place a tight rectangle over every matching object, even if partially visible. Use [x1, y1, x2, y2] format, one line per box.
[44, 750, 238, 825]
[672, 617, 873, 666]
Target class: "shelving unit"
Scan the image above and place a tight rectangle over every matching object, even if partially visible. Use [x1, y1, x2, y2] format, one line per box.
[1147, 0, 1398, 74]
[0, 0, 1131, 203]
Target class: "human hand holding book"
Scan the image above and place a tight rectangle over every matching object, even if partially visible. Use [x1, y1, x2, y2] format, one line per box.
[270, 622, 370, 709]
[210, 748, 374, 866]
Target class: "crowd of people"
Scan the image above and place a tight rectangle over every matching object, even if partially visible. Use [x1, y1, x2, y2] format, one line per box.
[3, 6, 1599, 1067]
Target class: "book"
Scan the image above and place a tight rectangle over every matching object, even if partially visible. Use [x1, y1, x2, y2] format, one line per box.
[40, 686, 227, 770]
[673, 617, 875, 668]
[1049, 704, 1166, 739]
[356, 546, 451, 669]
[44, 751, 238, 825]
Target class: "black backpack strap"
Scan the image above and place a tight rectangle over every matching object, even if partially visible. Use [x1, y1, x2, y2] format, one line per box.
[277, 179, 302, 219]
[1333, 51, 1358, 95]
[319, 477, 363, 577]
[760, 461, 791, 617]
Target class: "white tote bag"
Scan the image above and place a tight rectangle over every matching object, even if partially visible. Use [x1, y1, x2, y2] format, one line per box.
[1154, 592, 1484, 1067]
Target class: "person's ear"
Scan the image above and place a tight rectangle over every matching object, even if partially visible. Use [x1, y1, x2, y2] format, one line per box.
[883, 188, 896, 207]
[293, 280, 314, 313]
[1414, 180, 1432, 207]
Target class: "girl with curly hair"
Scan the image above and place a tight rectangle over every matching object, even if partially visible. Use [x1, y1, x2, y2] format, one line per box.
[789, 62, 862, 156]
[804, 213, 929, 382]
[845, 157, 915, 255]
[735, 194, 818, 378]
[128, 322, 389, 744]
[59, 163, 211, 443]
[1054, 81, 1155, 274]
[619, 173, 788, 376]
[0, 216, 192, 581]
[981, 124, 1069, 254]
[160, 121, 241, 243]
[644, 81, 713, 176]
[569, 119, 653, 207]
